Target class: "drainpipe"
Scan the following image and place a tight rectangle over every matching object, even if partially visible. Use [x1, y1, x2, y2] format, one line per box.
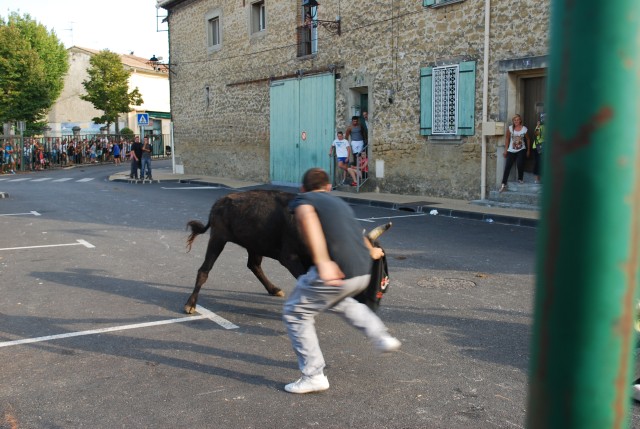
[527, 0, 640, 427]
[480, 0, 490, 200]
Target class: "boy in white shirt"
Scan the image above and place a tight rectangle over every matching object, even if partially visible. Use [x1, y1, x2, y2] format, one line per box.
[329, 131, 351, 185]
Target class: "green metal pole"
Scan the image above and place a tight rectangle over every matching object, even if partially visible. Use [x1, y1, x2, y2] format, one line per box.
[527, 1, 640, 428]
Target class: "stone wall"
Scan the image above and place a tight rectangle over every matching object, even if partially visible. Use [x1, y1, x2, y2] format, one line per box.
[164, 0, 550, 197]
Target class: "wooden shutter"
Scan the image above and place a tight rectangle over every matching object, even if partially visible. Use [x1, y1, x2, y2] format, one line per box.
[420, 67, 433, 136]
[457, 61, 476, 136]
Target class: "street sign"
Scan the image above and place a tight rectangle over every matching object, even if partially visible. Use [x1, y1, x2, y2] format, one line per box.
[137, 113, 149, 126]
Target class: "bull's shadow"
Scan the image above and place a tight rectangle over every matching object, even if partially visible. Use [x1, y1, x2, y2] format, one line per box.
[25, 267, 291, 332]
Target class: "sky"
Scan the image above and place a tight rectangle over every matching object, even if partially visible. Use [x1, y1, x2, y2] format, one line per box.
[2, 0, 169, 61]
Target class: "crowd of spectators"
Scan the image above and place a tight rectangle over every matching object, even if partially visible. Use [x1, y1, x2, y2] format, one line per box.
[0, 136, 164, 173]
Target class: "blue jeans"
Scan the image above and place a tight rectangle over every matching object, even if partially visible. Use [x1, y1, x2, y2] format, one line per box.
[141, 156, 152, 178]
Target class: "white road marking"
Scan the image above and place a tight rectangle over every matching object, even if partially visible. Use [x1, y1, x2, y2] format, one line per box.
[196, 305, 239, 329]
[8, 178, 29, 182]
[52, 178, 73, 182]
[0, 211, 41, 217]
[0, 305, 238, 348]
[31, 178, 53, 182]
[76, 178, 94, 182]
[0, 239, 95, 251]
[161, 186, 223, 190]
[356, 214, 427, 222]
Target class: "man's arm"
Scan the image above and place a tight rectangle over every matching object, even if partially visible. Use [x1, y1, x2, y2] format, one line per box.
[363, 236, 384, 260]
[295, 203, 344, 286]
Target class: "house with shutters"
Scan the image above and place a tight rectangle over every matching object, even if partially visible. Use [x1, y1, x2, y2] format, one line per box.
[157, 0, 549, 200]
[46, 46, 171, 139]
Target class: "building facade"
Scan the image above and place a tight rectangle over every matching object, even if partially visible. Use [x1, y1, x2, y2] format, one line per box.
[158, 0, 549, 199]
[47, 46, 171, 138]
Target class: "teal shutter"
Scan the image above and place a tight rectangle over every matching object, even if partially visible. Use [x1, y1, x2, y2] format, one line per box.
[423, 0, 436, 5]
[457, 61, 476, 136]
[420, 67, 433, 136]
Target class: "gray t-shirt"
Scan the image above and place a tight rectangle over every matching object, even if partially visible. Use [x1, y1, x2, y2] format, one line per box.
[290, 191, 371, 279]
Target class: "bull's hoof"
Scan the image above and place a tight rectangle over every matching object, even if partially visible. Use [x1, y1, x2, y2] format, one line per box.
[273, 290, 285, 297]
[184, 303, 197, 314]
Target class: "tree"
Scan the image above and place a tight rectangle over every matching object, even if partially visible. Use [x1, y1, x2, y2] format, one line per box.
[0, 12, 68, 128]
[81, 50, 143, 134]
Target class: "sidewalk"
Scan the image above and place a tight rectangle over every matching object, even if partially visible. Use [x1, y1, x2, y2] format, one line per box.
[109, 170, 539, 227]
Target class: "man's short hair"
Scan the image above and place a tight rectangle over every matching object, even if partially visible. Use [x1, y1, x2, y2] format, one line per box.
[337, 131, 343, 135]
[302, 168, 330, 191]
[352, 116, 359, 121]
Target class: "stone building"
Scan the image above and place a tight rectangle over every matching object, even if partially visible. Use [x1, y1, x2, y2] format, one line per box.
[47, 46, 171, 138]
[158, 0, 549, 200]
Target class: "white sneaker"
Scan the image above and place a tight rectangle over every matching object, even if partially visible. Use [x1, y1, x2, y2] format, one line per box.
[374, 336, 402, 353]
[284, 374, 330, 394]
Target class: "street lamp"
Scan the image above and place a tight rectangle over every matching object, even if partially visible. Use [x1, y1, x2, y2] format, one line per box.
[147, 55, 175, 75]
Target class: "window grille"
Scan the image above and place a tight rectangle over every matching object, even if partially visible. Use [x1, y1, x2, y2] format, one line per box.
[432, 64, 458, 135]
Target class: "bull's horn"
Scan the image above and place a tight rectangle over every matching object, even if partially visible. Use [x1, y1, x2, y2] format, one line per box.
[367, 222, 392, 241]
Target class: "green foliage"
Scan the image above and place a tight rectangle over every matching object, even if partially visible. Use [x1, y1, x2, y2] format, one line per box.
[120, 127, 135, 138]
[81, 50, 144, 130]
[0, 12, 68, 124]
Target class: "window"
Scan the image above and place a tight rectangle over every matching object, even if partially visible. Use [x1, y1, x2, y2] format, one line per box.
[251, 1, 266, 34]
[420, 61, 476, 136]
[297, 5, 318, 57]
[205, 9, 222, 52]
[209, 17, 220, 45]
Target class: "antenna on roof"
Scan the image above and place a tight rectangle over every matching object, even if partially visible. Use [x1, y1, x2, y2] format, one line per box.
[64, 21, 75, 46]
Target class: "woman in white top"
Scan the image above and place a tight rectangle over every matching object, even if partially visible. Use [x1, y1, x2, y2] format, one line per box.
[500, 114, 531, 192]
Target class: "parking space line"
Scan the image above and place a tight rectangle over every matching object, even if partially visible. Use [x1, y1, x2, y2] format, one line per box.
[0, 305, 238, 348]
[196, 305, 239, 329]
[0, 239, 95, 251]
[0, 211, 41, 217]
[161, 186, 223, 190]
[356, 214, 427, 222]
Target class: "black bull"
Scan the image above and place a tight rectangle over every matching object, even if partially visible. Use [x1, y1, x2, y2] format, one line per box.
[184, 189, 390, 314]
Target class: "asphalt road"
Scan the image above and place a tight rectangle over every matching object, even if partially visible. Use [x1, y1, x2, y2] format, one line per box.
[0, 161, 638, 429]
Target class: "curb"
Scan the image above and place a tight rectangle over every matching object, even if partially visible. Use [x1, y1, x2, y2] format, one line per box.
[109, 175, 537, 228]
[339, 196, 538, 228]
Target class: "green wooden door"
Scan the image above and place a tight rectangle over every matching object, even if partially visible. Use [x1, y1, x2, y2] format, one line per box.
[270, 74, 334, 185]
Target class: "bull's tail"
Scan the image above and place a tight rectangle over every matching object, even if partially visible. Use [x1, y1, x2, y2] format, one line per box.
[186, 220, 211, 252]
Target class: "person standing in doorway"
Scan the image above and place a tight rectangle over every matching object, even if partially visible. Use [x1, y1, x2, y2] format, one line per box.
[282, 168, 401, 394]
[532, 119, 544, 184]
[345, 116, 368, 164]
[140, 136, 153, 180]
[499, 114, 530, 192]
[329, 131, 351, 185]
[362, 111, 370, 136]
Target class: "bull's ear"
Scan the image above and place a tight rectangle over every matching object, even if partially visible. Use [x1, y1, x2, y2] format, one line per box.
[367, 222, 392, 241]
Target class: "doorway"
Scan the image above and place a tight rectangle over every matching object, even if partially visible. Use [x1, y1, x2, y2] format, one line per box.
[523, 76, 546, 172]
